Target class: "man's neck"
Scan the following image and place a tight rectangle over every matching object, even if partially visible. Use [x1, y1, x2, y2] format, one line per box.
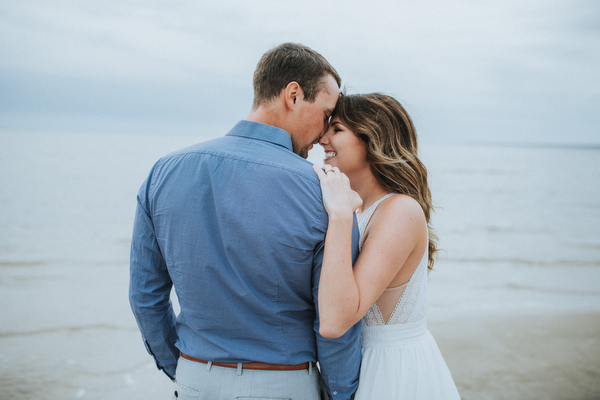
[246, 103, 288, 133]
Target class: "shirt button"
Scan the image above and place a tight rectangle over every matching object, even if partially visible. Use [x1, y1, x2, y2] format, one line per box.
[333, 391, 337, 395]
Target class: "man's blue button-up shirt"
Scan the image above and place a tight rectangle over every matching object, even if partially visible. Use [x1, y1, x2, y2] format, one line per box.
[130, 120, 362, 399]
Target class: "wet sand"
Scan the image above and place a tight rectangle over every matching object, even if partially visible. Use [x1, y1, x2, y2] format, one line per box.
[1, 263, 599, 399]
[431, 312, 600, 400]
[1, 311, 598, 399]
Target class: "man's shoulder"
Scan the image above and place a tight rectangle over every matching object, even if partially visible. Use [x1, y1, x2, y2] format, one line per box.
[163, 135, 228, 157]
[149, 136, 229, 169]
[188, 137, 320, 181]
[151, 134, 322, 191]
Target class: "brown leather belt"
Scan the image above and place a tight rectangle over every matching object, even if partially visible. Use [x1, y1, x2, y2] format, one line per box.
[181, 353, 312, 371]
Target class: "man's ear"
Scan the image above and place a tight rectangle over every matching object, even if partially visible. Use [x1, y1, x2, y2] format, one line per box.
[284, 81, 303, 110]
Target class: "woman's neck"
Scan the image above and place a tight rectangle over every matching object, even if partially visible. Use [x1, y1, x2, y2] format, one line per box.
[348, 171, 389, 218]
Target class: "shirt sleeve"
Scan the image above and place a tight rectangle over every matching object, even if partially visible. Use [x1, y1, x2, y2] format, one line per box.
[313, 214, 362, 400]
[129, 173, 179, 380]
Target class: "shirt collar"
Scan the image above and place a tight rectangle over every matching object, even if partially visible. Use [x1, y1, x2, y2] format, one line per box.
[226, 120, 293, 152]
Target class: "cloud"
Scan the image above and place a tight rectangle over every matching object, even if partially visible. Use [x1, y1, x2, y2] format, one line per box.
[1, 0, 599, 144]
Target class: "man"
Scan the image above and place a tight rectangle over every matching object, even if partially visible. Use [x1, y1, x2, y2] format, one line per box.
[129, 43, 362, 399]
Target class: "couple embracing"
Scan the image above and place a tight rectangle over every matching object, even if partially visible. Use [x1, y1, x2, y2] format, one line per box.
[130, 43, 460, 399]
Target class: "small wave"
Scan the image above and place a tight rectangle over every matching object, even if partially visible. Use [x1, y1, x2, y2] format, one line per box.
[0, 324, 137, 338]
[442, 257, 600, 267]
[0, 261, 46, 267]
[505, 283, 600, 295]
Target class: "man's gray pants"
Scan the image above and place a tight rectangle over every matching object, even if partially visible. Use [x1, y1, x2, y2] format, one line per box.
[172, 356, 323, 399]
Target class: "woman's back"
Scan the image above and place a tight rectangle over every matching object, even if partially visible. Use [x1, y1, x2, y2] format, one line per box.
[358, 193, 428, 326]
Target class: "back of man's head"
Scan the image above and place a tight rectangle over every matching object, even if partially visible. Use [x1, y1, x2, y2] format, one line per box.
[252, 43, 341, 110]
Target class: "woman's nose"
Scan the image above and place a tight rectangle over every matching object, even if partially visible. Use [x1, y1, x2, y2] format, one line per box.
[319, 130, 331, 144]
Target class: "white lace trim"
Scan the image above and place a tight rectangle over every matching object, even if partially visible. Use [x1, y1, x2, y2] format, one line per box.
[386, 254, 427, 325]
[363, 301, 386, 326]
[362, 253, 427, 326]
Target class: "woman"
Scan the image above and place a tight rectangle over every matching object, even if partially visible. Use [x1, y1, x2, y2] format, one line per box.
[312, 93, 460, 399]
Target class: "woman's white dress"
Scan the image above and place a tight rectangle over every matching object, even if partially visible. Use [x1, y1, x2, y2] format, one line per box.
[354, 194, 460, 399]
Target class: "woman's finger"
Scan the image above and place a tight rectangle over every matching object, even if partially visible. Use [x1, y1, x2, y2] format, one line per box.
[312, 164, 327, 180]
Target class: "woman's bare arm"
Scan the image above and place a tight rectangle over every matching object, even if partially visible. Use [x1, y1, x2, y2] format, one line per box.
[313, 165, 426, 338]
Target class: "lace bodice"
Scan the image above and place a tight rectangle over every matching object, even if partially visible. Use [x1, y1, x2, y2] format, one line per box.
[358, 194, 428, 326]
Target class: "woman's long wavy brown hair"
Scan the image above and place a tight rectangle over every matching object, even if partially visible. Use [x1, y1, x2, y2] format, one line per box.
[333, 93, 438, 270]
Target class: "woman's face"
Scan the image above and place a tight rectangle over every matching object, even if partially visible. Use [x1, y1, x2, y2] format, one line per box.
[319, 117, 369, 176]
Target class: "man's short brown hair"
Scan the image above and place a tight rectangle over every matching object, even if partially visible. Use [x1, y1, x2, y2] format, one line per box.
[252, 43, 341, 109]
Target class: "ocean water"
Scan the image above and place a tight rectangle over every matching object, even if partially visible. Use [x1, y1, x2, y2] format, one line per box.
[3, 132, 598, 270]
[1, 131, 599, 399]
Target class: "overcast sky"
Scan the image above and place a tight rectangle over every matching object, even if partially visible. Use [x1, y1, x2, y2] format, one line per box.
[1, 0, 599, 145]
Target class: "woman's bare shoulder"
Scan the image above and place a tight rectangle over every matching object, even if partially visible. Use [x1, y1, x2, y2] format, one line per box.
[365, 194, 426, 245]
[375, 194, 425, 224]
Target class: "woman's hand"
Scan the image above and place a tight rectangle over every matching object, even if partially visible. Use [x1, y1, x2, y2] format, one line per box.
[312, 164, 363, 218]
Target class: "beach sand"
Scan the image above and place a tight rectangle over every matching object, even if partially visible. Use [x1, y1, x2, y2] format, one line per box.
[1, 310, 598, 399]
[431, 312, 600, 400]
[1, 263, 599, 399]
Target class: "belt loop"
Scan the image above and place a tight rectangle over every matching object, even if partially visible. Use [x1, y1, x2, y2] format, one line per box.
[308, 361, 313, 376]
[206, 361, 212, 372]
[236, 363, 243, 376]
